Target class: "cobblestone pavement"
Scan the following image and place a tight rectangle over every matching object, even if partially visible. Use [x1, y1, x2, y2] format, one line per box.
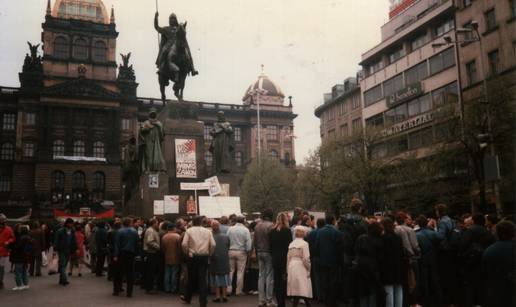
[0, 267, 323, 307]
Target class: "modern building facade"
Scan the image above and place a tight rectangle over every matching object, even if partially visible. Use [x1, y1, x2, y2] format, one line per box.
[360, 0, 460, 161]
[0, 0, 296, 216]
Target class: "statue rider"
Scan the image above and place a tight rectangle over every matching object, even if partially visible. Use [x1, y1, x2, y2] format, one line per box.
[154, 12, 198, 100]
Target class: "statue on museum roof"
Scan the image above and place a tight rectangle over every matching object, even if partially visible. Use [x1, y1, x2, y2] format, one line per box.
[118, 52, 135, 81]
[22, 42, 43, 73]
[139, 107, 166, 173]
[154, 11, 198, 103]
[209, 111, 234, 174]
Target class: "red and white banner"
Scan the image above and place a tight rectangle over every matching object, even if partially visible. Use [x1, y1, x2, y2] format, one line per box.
[175, 139, 197, 178]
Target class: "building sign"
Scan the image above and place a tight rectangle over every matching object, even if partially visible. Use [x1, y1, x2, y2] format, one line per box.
[382, 112, 433, 137]
[175, 139, 197, 178]
[386, 83, 423, 108]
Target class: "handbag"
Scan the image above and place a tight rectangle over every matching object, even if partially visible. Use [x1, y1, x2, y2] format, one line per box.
[48, 254, 59, 274]
[42, 251, 48, 267]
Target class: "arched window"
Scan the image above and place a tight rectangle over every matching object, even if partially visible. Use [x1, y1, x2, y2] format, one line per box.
[0, 143, 14, 160]
[54, 37, 69, 59]
[92, 41, 107, 62]
[92, 171, 105, 201]
[73, 38, 88, 60]
[205, 151, 213, 167]
[53, 140, 65, 157]
[72, 171, 86, 201]
[235, 151, 243, 167]
[93, 141, 105, 158]
[269, 149, 279, 160]
[51, 170, 65, 203]
[73, 140, 85, 157]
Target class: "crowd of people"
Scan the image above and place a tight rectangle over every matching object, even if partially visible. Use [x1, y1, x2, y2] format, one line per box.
[0, 200, 514, 307]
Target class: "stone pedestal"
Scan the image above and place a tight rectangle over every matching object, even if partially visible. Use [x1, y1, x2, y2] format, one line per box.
[133, 173, 169, 218]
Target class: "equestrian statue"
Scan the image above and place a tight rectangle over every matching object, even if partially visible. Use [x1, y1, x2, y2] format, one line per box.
[154, 12, 198, 103]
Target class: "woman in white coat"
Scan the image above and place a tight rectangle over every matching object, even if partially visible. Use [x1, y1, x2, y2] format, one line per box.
[287, 226, 313, 307]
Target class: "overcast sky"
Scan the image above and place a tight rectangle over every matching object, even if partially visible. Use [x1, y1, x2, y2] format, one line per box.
[0, 0, 390, 163]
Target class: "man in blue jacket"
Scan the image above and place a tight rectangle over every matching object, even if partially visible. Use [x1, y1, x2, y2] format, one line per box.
[314, 215, 342, 307]
[113, 217, 139, 297]
[54, 218, 77, 286]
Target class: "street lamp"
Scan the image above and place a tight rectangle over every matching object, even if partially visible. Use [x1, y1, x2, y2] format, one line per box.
[433, 20, 502, 216]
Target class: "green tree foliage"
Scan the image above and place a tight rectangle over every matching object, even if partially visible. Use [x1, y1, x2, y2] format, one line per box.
[240, 156, 296, 214]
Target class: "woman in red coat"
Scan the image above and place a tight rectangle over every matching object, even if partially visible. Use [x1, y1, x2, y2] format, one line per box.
[69, 224, 85, 277]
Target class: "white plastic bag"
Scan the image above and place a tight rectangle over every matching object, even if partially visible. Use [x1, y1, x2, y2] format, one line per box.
[42, 251, 48, 267]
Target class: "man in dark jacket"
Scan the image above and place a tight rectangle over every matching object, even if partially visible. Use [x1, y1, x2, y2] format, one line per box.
[54, 218, 77, 285]
[113, 217, 139, 297]
[314, 215, 342, 307]
[482, 220, 515, 307]
[95, 221, 108, 277]
[460, 214, 495, 307]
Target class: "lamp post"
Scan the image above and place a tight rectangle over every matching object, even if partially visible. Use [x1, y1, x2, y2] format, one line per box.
[433, 20, 502, 216]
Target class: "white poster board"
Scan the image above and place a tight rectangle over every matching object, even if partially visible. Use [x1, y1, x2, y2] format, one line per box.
[175, 139, 197, 178]
[198, 196, 241, 218]
[153, 200, 164, 215]
[164, 195, 179, 214]
[205, 176, 222, 196]
[180, 182, 210, 191]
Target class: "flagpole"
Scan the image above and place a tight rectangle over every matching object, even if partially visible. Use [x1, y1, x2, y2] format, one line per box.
[155, 0, 160, 44]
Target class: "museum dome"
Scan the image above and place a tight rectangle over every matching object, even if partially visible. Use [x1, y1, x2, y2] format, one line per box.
[243, 72, 285, 101]
[52, 0, 109, 24]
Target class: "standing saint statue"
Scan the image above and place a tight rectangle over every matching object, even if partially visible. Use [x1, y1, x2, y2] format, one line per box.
[154, 12, 198, 102]
[209, 111, 234, 174]
[139, 108, 166, 173]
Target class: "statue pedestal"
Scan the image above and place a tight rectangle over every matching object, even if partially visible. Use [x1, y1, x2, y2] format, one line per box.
[127, 173, 169, 218]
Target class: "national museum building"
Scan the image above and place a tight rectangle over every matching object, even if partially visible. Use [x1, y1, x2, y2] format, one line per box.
[0, 0, 296, 216]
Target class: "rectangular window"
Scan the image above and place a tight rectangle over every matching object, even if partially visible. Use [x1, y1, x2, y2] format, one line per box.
[388, 46, 406, 64]
[234, 127, 242, 142]
[485, 9, 497, 31]
[383, 74, 404, 98]
[463, 21, 475, 41]
[204, 125, 213, 141]
[410, 33, 428, 51]
[352, 118, 362, 133]
[0, 176, 11, 192]
[339, 101, 348, 115]
[23, 143, 35, 158]
[121, 118, 130, 131]
[512, 0, 516, 18]
[340, 124, 349, 137]
[409, 127, 433, 150]
[466, 60, 478, 85]
[2, 114, 16, 130]
[328, 108, 335, 121]
[25, 113, 36, 126]
[488, 49, 500, 76]
[387, 136, 408, 156]
[328, 129, 336, 139]
[429, 48, 455, 75]
[366, 114, 384, 129]
[405, 61, 428, 85]
[267, 125, 278, 141]
[352, 94, 361, 110]
[419, 94, 432, 113]
[369, 59, 384, 75]
[434, 18, 455, 37]
[364, 85, 383, 106]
